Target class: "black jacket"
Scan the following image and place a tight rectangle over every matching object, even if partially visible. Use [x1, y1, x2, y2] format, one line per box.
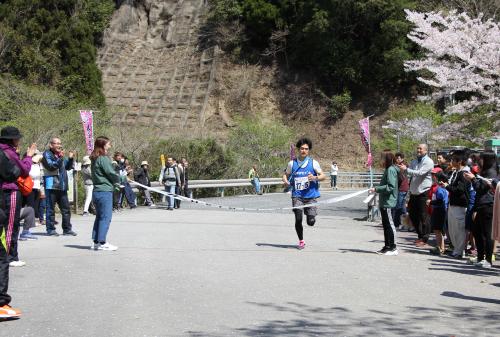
[446, 169, 470, 207]
[473, 167, 498, 210]
[134, 167, 151, 187]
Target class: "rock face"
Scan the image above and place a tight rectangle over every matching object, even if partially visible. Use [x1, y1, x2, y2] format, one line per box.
[98, 0, 216, 134]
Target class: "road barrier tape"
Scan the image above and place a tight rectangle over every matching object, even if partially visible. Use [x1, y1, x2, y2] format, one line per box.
[129, 180, 369, 212]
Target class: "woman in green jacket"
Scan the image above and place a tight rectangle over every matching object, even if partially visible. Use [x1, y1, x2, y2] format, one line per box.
[90, 136, 120, 251]
[369, 150, 400, 256]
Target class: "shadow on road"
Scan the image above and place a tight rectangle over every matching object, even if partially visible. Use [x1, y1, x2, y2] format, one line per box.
[441, 291, 500, 305]
[338, 248, 376, 254]
[64, 244, 92, 250]
[187, 301, 500, 336]
[256, 243, 298, 250]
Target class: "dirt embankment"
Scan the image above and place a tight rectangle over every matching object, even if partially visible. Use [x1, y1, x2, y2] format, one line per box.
[204, 58, 385, 171]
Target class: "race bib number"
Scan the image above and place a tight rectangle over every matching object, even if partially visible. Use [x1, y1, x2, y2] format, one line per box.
[294, 176, 310, 191]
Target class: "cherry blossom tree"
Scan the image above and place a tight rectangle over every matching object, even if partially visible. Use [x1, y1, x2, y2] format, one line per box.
[404, 9, 500, 116]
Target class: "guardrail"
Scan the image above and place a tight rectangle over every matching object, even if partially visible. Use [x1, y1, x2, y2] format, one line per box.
[145, 172, 383, 196]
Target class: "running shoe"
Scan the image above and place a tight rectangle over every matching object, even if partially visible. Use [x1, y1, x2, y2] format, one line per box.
[0, 305, 21, 318]
[383, 248, 399, 256]
[298, 240, 305, 250]
[97, 243, 118, 251]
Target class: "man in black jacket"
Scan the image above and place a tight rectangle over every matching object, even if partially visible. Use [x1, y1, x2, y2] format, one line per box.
[0, 148, 22, 318]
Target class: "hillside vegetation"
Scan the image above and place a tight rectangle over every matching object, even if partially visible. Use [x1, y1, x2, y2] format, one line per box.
[0, 0, 498, 178]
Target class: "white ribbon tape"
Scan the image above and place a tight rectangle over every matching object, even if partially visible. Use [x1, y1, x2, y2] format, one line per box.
[129, 180, 369, 212]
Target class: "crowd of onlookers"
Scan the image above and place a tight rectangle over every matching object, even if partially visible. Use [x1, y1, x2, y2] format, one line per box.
[371, 144, 499, 267]
[0, 126, 192, 319]
[1, 123, 498, 319]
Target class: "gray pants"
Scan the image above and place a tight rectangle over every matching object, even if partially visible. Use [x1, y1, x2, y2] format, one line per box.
[20, 206, 35, 232]
[143, 189, 153, 205]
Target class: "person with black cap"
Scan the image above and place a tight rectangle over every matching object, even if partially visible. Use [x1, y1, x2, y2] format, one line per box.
[0, 126, 24, 318]
[0, 127, 36, 268]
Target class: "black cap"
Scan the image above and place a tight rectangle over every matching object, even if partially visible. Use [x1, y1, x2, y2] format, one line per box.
[0, 126, 23, 140]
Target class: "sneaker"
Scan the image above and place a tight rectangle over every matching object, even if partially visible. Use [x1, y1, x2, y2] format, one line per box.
[90, 242, 99, 250]
[0, 305, 21, 318]
[482, 261, 492, 269]
[384, 248, 399, 256]
[167, 207, 173, 211]
[9, 260, 26, 267]
[19, 232, 38, 241]
[298, 240, 305, 250]
[474, 260, 486, 267]
[82, 212, 89, 216]
[97, 242, 118, 251]
[47, 230, 59, 237]
[63, 230, 77, 236]
[376, 247, 389, 255]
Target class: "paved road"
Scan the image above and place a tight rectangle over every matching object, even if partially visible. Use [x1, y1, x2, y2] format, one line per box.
[1, 190, 499, 336]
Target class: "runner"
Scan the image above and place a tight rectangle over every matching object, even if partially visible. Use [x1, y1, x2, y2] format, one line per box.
[282, 138, 326, 250]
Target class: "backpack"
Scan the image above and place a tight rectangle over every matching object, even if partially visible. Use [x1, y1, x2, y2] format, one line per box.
[1, 148, 32, 196]
[17, 175, 34, 197]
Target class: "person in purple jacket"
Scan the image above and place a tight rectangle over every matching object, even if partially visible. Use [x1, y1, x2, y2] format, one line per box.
[0, 126, 36, 268]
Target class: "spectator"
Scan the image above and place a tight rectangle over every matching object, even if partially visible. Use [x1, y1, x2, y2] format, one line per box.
[0, 127, 36, 267]
[0, 127, 22, 318]
[492, 181, 500, 243]
[249, 165, 262, 195]
[398, 144, 434, 246]
[134, 161, 154, 207]
[81, 155, 93, 216]
[181, 158, 192, 199]
[18, 206, 37, 241]
[90, 136, 120, 251]
[112, 153, 136, 210]
[436, 152, 451, 174]
[393, 153, 409, 230]
[465, 151, 498, 268]
[24, 150, 44, 228]
[159, 157, 180, 210]
[174, 158, 183, 208]
[122, 158, 137, 209]
[442, 150, 471, 258]
[42, 137, 77, 236]
[330, 161, 339, 190]
[369, 150, 399, 255]
[428, 169, 449, 256]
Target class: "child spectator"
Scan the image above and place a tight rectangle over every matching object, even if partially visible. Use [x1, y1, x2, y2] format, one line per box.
[428, 169, 449, 255]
